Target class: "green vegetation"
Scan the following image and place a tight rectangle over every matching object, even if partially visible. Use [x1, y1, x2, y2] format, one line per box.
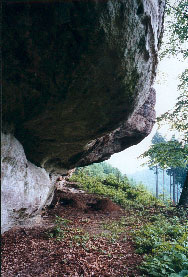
[71, 166, 159, 209]
[157, 0, 188, 206]
[140, 131, 188, 205]
[48, 216, 91, 248]
[161, 0, 188, 60]
[48, 216, 72, 240]
[75, 161, 126, 181]
[160, 0, 188, 116]
[128, 168, 175, 198]
[143, 135, 188, 170]
[69, 163, 188, 276]
[134, 214, 188, 276]
[101, 219, 127, 243]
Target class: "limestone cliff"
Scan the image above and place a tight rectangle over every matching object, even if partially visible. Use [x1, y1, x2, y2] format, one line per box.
[2, 0, 165, 232]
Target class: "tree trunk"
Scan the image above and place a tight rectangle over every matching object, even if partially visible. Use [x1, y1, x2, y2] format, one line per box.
[170, 174, 172, 200]
[163, 169, 165, 201]
[178, 172, 188, 206]
[173, 172, 176, 204]
[118, 172, 120, 182]
[156, 166, 159, 199]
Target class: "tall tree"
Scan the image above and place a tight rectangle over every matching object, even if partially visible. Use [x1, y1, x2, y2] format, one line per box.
[179, 173, 188, 205]
[141, 139, 188, 204]
[157, 0, 188, 205]
[150, 132, 166, 198]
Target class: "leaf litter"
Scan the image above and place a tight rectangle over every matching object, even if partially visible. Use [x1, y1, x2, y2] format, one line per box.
[1, 183, 144, 277]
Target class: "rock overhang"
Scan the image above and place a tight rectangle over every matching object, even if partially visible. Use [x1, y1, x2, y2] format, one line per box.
[2, 0, 165, 173]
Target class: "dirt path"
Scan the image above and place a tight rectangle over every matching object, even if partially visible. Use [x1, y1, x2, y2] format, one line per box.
[1, 184, 143, 277]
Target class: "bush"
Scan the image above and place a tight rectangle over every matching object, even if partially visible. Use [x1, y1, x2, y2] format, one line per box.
[133, 214, 188, 276]
[70, 171, 160, 209]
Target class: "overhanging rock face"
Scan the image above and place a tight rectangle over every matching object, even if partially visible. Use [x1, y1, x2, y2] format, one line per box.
[3, 0, 165, 171]
[2, 0, 165, 232]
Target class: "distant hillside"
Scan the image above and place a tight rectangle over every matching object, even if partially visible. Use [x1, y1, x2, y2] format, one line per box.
[128, 169, 172, 198]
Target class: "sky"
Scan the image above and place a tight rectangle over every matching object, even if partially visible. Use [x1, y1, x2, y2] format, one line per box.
[108, 57, 187, 174]
[108, 1, 188, 175]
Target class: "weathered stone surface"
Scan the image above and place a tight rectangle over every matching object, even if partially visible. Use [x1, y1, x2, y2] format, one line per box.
[2, 0, 165, 232]
[3, 0, 165, 172]
[1, 133, 53, 233]
[76, 87, 156, 166]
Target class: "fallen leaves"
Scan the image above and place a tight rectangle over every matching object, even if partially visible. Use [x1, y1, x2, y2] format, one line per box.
[1, 189, 143, 277]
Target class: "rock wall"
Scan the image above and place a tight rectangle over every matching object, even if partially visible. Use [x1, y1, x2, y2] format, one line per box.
[1, 133, 54, 233]
[2, 0, 165, 232]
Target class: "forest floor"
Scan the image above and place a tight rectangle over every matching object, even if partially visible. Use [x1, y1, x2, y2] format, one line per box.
[1, 182, 145, 277]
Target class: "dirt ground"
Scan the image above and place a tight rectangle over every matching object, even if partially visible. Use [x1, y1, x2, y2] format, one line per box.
[1, 183, 144, 277]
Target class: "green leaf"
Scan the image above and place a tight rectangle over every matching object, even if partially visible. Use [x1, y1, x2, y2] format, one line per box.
[179, 270, 188, 277]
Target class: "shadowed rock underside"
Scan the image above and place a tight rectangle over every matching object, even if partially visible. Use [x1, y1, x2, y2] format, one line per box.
[2, 0, 165, 232]
[3, 0, 164, 172]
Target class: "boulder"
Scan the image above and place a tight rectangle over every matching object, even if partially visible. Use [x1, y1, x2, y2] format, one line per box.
[2, 0, 165, 232]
